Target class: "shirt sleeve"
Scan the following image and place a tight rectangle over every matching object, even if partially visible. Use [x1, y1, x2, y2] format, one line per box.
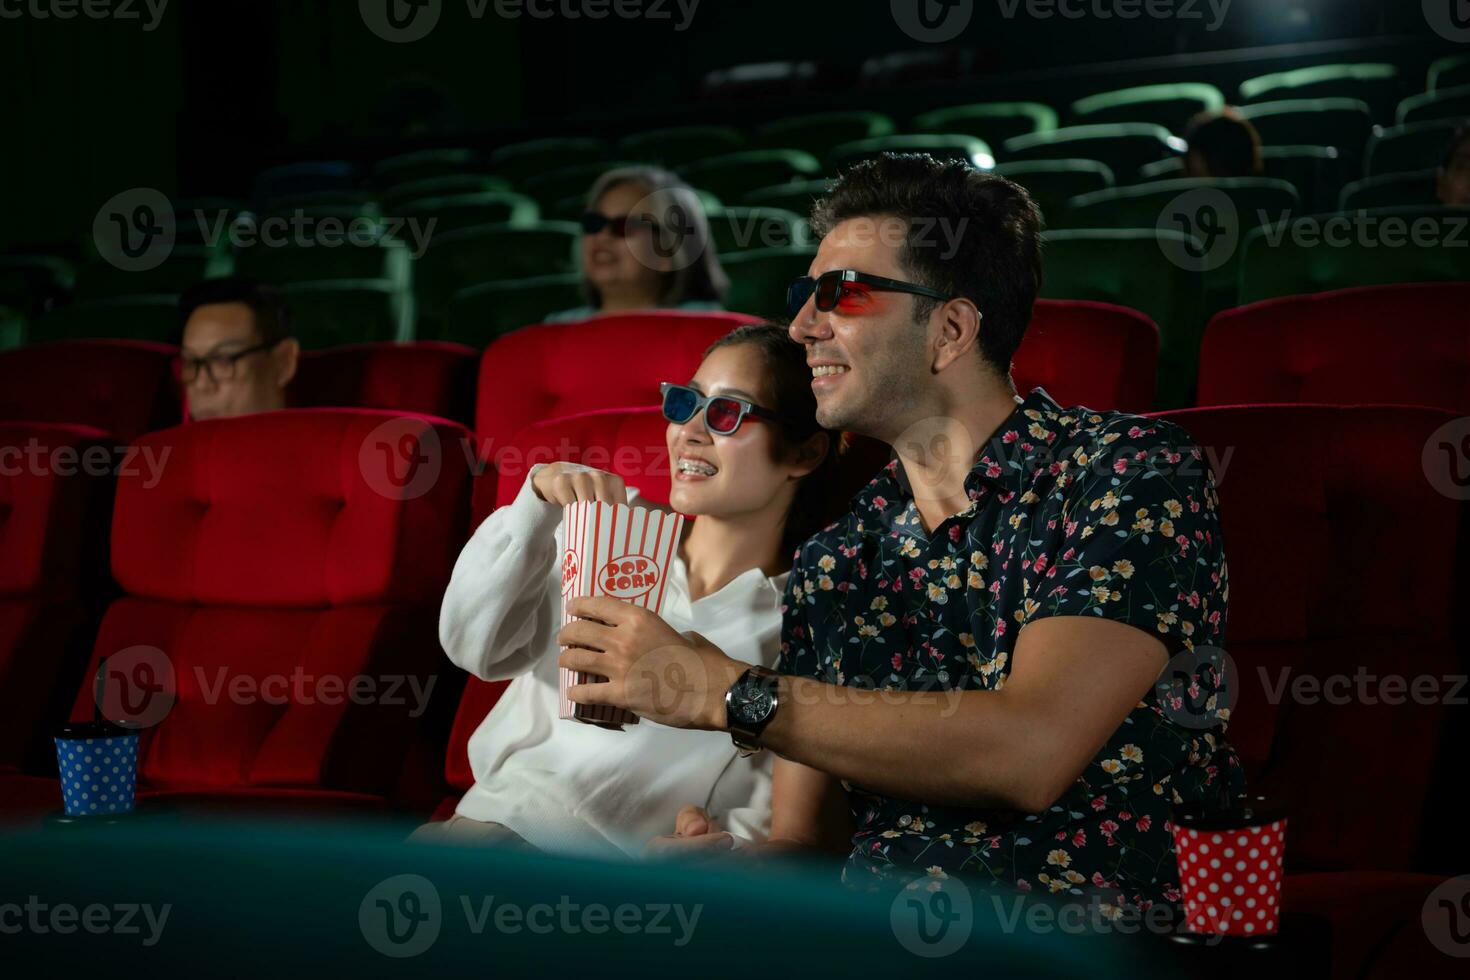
[776, 543, 821, 678]
[1028, 418, 1228, 655]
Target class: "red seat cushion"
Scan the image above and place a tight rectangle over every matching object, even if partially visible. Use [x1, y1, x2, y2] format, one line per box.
[1198, 283, 1470, 411]
[1156, 404, 1466, 872]
[1286, 872, 1457, 979]
[0, 340, 182, 442]
[1015, 299, 1159, 412]
[52, 410, 471, 804]
[291, 341, 478, 428]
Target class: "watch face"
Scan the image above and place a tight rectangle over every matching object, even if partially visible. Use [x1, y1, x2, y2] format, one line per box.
[731, 685, 773, 725]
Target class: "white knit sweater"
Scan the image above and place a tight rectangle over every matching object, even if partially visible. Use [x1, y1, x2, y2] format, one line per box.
[439, 464, 785, 858]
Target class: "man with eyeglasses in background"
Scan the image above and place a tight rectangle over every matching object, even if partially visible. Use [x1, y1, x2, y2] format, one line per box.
[176, 277, 300, 421]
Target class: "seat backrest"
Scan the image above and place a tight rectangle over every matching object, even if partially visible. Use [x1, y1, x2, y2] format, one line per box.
[910, 102, 1058, 147]
[1003, 124, 1179, 179]
[1197, 283, 1470, 411]
[1237, 207, 1470, 304]
[68, 409, 471, 795]
[1069, 82, 1224, 132]
[447, 406, 670, 792]
[1015, 300, 1158, 412]
[1366, 120, 1462, 176]
[473, 311, 758, 473]
[1062, 177, 1299, 231]
[1153, 404, 1466, 871]
[291, 341, 478, 427]
[0, 340, 181, 442]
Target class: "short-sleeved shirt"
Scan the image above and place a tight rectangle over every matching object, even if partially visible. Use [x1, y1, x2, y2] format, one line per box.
[778, 388, 1243, 911]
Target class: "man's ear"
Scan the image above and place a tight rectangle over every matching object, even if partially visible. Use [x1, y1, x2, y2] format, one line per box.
[931, 299, 983, 374]
[273, 337, 301, 389]
[789, 430, 831, 480]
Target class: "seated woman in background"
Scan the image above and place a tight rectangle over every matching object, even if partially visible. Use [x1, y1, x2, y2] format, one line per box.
[1437, 123, 1469, 207]
[545, 166, 729, 321]
[417, 323, 845, 858]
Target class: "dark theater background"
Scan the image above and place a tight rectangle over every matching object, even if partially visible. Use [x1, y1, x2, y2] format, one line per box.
[1, 0, 1468, 976]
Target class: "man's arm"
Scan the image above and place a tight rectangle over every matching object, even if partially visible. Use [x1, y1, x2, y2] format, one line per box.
[756, 615, 1167, 814]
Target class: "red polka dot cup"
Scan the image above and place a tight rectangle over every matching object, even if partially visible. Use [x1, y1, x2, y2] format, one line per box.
[1172, 797, 1287, 937]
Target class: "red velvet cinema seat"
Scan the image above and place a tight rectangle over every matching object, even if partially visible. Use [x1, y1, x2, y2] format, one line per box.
[1, 410, 471, 823]
[0, 340, 182, 443]
[1196, 283, 1470, 411]
[1015, 299, 1159, 412]
[1153, 404, 1468, 975]
[435, 406, 672, 818]
[471, 311, 758, 523]
[0, 423, 115, 781]
[290, 341, 478, 428]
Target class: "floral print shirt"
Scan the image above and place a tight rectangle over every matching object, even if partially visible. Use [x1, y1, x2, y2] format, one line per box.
[778, 388, 1243, 911]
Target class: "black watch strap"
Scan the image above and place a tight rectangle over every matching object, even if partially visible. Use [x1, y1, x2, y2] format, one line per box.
[725, 665, 779, 755]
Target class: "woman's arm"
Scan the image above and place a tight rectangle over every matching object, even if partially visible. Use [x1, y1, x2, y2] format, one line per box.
[439, 462, 629, 681]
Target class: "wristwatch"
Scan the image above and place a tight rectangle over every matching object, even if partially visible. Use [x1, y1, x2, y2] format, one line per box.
[725, 665, 780, 756]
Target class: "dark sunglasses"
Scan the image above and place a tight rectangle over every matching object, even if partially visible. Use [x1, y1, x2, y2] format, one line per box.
[786, 269, 954, 320]
[580, 211, 657, 238]
[660, 382, 788, 436]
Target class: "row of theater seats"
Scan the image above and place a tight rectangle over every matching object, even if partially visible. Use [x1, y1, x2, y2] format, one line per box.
[1, 386, 1464, 974]
[3, 285, 1466, 455]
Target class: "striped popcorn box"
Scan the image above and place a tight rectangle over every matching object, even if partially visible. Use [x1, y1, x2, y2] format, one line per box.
[559, 500, 684, 729]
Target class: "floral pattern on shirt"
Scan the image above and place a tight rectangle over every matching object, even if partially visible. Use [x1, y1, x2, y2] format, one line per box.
[778, 388, 1243, 911]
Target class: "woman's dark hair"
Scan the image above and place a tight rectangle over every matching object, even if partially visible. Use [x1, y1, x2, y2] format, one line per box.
[810, 153, 1043, 380]
[583, 166, 730, 310]
[1183, 108, 1264, 178]
[179, 276, 292, 344]
[703, 322, 849, 562]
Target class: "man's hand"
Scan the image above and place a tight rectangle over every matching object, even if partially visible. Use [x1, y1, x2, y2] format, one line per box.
[646, 805, 736, 857]
[557, 595, 745, 730]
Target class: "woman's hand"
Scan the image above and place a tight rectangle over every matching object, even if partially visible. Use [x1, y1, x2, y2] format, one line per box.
[531, 462, 627, 505]
[646, 805, 736, 858]
[557, 596, 745, 730]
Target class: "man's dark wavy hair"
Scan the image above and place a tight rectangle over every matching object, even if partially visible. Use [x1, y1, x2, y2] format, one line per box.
[810, 153, 1043, 377]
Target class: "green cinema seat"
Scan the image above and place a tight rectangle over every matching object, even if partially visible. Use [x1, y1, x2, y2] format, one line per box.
[678, 150, 822, 205]
[234, 234, 412, 289]
[1061, 177, 1298, 231]
[488, 137, 607, 185]
[1003, 125, 1180, 181]
[1238, 63, 1401, 121]
[1070, 83, 1225, 133]
[395, 191, 541, 235]
[709, 207, 810, 256]
[0, 254, 76, 319]
[828, 134, 993, 173]
[521, 160, 640, 208]
[1237, 206, 1470, 305]
[1338, 171, 1442, 211]
[413, 221, 580, 329]
[371, 148, 479, 187]
[992, 160, 1114, 226]
[1365, 120, 1465, 176]
[739, 178, 834, 216]
[1237, 99, 1374, 168]
[753, 111, 895, 159]
[618, 126, 746, 168]
[0, 304, 23, 349]
[1261, 145, 1344, 214]
[1397, 85, 1470, 127]
[1040, 228, 1205, 408]
[910, 102, 1058, 147]
[442, 273, 585, 345]
[73, 245, 233, 301]
[279, 278, 414, 347]
[380, 174, 513, 212]
[35, 294, 180, 343]
[721, 245, 816, 320]
[1429, 53, 1470, 93]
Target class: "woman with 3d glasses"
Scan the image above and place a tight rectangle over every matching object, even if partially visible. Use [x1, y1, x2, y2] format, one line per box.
[545, 166, 729, 321]
[419, 323, 849, 857]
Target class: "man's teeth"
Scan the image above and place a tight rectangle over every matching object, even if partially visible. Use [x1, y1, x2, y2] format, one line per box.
[678, 459, 718, 476]
[812, 365, 850, 377]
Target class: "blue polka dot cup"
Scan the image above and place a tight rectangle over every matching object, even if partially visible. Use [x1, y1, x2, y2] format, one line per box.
[54, 722, 140, 817]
